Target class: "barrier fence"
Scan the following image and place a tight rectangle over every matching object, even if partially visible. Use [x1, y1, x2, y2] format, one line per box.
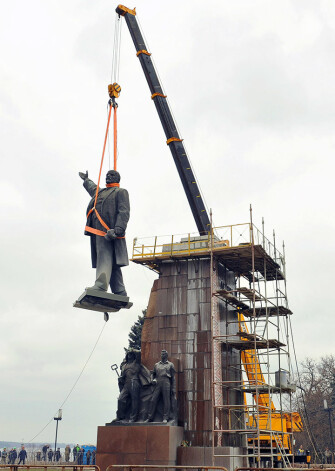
[236, 468, 335, 471]
[0, 453, 95, 466]
[108, 466, 228, 471]
[0, 466, 100, 471]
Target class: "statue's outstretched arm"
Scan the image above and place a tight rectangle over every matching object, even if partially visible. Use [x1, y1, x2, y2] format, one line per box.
[83, 177, 99, 198]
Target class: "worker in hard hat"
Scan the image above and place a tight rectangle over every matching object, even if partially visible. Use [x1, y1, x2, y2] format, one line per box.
[297, 444, 305, 455]
[79, 169, 130, 296]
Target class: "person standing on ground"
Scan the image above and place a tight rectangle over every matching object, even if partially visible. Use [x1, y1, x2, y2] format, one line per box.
[78, 447, 85, 465]
[92, 450, 96, 465]
[47, 449, 53, 462]
[18, 446, 27, 465]
[64, 445, 71, 462]
[54, 448, 61, 462]
[11, 448, 17, 464]
[42, 444, 48, 461]
[2, 448, 7, 464]
[86, 449, 91, 465]
[297, 444, 305, 455]
[77, 449, 81, 465]
[73, 445, 77, 462]
[76, 444, 81, 463]
[325, 447, 332, 464]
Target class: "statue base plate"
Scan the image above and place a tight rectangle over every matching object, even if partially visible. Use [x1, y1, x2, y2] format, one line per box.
[73, 288, 133, 313]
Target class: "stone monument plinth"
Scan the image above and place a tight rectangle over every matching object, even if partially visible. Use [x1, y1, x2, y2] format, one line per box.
[97, 424, 184, 471]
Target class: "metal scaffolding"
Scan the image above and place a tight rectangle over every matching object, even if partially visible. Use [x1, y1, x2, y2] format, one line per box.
[209, 207, 298, 467]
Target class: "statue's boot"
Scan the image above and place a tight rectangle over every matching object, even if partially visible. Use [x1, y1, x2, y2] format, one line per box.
[115, 289, 128, 297]
[89, 273, 108, 291]
[143, 418, 152, 423]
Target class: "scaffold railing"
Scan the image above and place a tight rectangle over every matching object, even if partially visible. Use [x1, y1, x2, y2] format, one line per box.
[132, 223, 283, 270]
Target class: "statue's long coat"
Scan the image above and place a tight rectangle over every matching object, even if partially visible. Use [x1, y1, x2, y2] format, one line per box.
[83, 178, 130, 267]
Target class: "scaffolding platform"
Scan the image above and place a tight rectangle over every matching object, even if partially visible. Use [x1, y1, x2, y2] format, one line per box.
[214, 289, 250, 310]
[74, 288, 132, 313]
[241, 385, 295, 394]
[221, 334, 286, 350]
[238, 305, 292, 317]
[235, 287, 262, 301]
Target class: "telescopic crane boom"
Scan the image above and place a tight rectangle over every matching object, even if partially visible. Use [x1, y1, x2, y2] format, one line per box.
[115, 5, 211, 235]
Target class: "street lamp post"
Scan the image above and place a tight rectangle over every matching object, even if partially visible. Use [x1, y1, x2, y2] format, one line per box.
[54, 409, 62, 457]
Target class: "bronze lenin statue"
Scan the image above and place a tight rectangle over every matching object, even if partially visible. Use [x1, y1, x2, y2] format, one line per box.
[79, 169, 130, 295]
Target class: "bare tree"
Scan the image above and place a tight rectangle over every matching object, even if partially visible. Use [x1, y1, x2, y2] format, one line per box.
[294, 355, 335, 462]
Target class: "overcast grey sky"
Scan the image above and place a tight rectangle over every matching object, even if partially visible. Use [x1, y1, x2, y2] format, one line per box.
[1, 0, 335, 445]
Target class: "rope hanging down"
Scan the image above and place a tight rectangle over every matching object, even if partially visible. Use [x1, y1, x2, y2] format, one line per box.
[28, 321, 107, 443]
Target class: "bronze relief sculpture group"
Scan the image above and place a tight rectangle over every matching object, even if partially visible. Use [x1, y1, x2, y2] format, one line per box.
[112, 350, 177, 424]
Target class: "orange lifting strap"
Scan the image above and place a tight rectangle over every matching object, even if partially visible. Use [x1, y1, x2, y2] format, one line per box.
[85, 99, 125, 239]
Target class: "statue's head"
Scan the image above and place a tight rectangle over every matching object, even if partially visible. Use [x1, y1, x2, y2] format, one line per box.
[126, 351, 136, 362]
[125, 349, 141, 363]
[161, 349, 168, 362]
[106, 169, 120, 184]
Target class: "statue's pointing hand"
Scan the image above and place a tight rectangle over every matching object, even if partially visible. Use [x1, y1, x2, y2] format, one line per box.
[79, 170, 88, 180]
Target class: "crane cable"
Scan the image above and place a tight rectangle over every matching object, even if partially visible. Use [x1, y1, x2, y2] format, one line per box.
[108, 14, 122, 169]
[111, 14, 122, 84]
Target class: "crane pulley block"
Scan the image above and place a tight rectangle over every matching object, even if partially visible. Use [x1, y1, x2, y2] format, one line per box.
[108, 82, 121, 99]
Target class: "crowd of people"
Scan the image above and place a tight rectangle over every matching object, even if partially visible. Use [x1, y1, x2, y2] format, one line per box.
[0, 447, 28, 465]
[0, 444, 96, 465]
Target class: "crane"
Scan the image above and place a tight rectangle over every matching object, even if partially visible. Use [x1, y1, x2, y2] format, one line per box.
[115, 5, 210, 235]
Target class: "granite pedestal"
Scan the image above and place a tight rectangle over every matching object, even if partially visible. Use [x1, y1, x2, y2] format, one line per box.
[97, 425, 184, 471]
